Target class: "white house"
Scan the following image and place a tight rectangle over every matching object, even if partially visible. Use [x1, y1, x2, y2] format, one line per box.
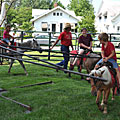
[95, 0, 120, 33]
[31, 6, 81, 35]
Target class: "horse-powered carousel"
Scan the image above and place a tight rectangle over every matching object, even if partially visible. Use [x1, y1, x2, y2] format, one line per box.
[0, 39, 120, 114]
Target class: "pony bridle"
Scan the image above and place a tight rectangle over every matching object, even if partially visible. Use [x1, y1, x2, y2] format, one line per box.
[90, 70, 104, 90]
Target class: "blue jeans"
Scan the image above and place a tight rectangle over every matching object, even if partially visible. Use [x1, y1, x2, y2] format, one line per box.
[57, 45, 69, 69]
[96, 58, 118, 68]
[3, 38, 10, 44]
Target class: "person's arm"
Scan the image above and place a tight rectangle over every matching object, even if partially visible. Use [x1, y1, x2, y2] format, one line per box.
[80, 43, 90, 49]
[50, 39, 60, 50]
[6, 32, 14, 39]
[104, 50, 115, 62]
[101, 50, 105, 58]
[90, 41, 92, 49]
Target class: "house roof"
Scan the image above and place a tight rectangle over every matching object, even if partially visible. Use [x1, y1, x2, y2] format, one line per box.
[112, 13, 120, 22]
[31, 6, 81, 22]
[97, 0, 120, 17]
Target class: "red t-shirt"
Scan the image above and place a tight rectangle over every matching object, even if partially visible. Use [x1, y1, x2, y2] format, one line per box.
[79, 34, 93, 49]
[102, 41, 117, 61]
[58, 31, 72, 46]
[3, 30, 10, 39]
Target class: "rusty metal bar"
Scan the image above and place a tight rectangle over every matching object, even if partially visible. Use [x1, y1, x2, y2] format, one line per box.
[17, 81, 53, 88]
[0, 95, 32, 111]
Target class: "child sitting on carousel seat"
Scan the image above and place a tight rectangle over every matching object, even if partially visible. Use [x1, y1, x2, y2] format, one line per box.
[3, 24, 14, 52]
[94, 33, 120, 93]
[71, 28, 93, 67]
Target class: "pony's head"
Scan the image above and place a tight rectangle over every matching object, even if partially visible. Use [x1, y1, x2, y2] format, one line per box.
[32, 39, 42, 53]
[89, 69, 105, 96]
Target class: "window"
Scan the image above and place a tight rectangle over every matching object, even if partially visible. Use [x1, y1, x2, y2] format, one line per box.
[117, 26, 120, 31]
[57, 13, 59, 16]
[104, 16, 107, 19]
[60, 13, 62, 16]
[53, 12, 56, 16]
[99, 16, 101, 20]
[71, 29, 74, 32]
[113, 25, 115, 29]
[42, 22, 48, 31]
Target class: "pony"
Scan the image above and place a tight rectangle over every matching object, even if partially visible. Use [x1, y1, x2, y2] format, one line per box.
[0, 39, 41, 75]
[89, 66, 117, 114]
[69, 50, 101, 74]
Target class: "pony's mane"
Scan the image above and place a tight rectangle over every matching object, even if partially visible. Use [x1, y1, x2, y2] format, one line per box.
[18, 40, 32, 48]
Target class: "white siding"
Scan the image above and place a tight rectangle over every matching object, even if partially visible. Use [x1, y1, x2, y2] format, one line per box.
[33, 9, 79, 32]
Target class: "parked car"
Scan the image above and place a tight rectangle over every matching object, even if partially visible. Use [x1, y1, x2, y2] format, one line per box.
[34, 35, 60, 45]
[111, 36, 120, 48]
[93, 35, 120, 48]
[93, 36, 101, 47]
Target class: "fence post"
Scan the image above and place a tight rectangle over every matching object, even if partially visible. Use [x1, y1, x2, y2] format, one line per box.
[48, 32, 51, 60]
[109, 33, 112, 42]
[75, 33, 78, 50]
[21, 31, 23, 43]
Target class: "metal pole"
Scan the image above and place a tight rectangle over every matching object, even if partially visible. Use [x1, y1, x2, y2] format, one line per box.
[0, 45, 63, 69]
[0, 53, 107, 81]
[18, 81, 53, 88]
[0, 95, 32, 111]
[109, 33, 112, 42]
[21, 31, 23, 43]
[48, 32, 51, 60]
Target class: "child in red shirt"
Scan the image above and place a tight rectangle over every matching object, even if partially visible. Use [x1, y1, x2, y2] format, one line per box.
[50, 23, 74, 70]
[3, 24, 14, 52]
[95, 33, 120, 90]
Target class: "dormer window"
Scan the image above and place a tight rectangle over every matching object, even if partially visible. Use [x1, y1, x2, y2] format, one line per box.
[60, 13, 62, 16]
[117, 26, 120, 31]
[99, 16, 102, 20]
[53, 12, 56, 16]
[104, 16, 107, 19]
[57, 13, 59, 16]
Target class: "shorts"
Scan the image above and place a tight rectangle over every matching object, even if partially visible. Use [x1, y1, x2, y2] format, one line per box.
[3, 38, 10, 44]
[96, 58, 118, 68]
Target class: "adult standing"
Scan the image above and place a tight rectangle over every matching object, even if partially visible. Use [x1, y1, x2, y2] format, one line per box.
[50, 23, 74, 70]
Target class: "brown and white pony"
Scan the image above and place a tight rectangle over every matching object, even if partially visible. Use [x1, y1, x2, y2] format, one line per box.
[89, 66, 117, 114]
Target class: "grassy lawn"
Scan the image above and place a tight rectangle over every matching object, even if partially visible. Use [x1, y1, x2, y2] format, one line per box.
[0, 51, 120, 120]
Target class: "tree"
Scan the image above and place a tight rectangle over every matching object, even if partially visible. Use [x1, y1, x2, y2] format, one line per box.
[68, 0, 96, 33]
[7, 7, 32, 31]
[13, 0, 64, 9]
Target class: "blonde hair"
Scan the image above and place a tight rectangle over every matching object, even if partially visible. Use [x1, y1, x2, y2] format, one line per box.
[98, 33, 108, 42]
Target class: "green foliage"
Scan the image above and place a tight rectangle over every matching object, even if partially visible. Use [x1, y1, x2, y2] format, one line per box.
[69, 0, 96, 33]
[7, 7, 32, 31]
[0, 27, 4, 38]
[19, 22, 33, 31]
[13, 0, 64, 9]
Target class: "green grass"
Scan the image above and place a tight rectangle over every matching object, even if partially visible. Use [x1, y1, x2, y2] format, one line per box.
[0, 52, 120, 120]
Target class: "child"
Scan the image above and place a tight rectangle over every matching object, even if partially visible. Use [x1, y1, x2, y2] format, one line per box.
[50, 23, 74, 70]
[95, 33, 120, 90]
[72, 28, 93, 66]
[3, 24, 14, 52]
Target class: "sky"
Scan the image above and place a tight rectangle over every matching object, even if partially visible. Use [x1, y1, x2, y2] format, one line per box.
[59, 0, 70, 7]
